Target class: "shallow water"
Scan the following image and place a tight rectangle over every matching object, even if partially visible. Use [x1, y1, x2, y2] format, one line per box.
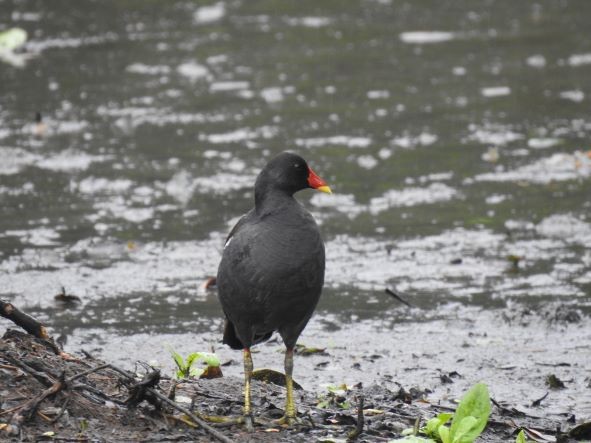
[1, 0, 591, 420]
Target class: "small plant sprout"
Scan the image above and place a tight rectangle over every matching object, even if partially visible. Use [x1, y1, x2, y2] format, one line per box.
[167, 346, 221, 379]
[515, 429, 527, 443]
[316, 383, 351, 409]
[393, 383, 492, 443]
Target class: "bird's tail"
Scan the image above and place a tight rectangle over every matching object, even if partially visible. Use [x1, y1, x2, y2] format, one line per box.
[222, 319, 244, 350]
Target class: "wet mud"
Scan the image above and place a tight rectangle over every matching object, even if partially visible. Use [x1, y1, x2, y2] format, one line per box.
[1, 328, 586, 443]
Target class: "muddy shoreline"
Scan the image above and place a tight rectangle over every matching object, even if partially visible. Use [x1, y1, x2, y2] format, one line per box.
[1, 305, 589, 442]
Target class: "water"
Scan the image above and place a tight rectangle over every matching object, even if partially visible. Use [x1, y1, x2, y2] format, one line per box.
[1, 0, 590, 419]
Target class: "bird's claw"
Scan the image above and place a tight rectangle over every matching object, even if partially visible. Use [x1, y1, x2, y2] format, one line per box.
[200, 414, 254, 432]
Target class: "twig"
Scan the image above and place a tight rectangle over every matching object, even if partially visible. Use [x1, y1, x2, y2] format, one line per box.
[6, 371, 66, 436]
[347, 395, 364, 441]
[66, 364, 110, 383]
[531, 392, 549, 407]
[0, 300, 49, 339]
[384, 288, 414, 308]
[106, 364, 234, 443]
[2, 353, 55, 387]
[49, 397, 71, 424]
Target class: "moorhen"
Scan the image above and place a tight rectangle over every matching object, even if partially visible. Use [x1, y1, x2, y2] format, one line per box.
[217, 152, 331, 429]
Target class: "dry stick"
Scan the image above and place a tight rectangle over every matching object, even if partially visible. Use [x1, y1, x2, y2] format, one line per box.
[49, 397, 71, 424]
[347, 395, 365, 441]
[2, 353, 55, 387]
[66, 364, 110, 383]
[5, 372, 66, 436]
[106, 364, 234, 443]
[0, 300, 49, 339]
[384, 288, 414, 308]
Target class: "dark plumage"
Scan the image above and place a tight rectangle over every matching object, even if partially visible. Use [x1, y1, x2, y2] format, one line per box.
[216, 151, 331, 427]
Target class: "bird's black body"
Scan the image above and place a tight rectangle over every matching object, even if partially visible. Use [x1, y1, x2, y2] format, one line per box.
[217, 152, 326, 350]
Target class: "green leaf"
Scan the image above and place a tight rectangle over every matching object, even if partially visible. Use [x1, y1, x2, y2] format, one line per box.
[515, 430, 527, 443]
[185, 352, 201, 368]
[189, 367, 204, 378]
[166, 345, 186, 371]
[424, 413, 453, 439]
[451, 416, 478, 443]
[200, 352, 220, 367]
[449, 383, 491, 443]
[439, 424, 451, 443]
[0, 28, 27, 51]
[390, 437, 436, 442]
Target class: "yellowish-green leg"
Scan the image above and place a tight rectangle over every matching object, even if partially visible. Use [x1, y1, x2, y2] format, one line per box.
[199, 348, 255, 431]
[243, 348, 254, 432]
[275, 347, 298, 426]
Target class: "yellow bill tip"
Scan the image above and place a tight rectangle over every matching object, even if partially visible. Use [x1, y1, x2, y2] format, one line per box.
[317, 185, 332, 194]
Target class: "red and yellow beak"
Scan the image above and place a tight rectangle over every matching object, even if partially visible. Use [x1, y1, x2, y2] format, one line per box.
[307, 167, 332, 194]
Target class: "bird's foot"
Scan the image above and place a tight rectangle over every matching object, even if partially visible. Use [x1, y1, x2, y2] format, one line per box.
[257, 413, 309, 429]
[200, 414, 255, 432]
[274, 414, 299, 427]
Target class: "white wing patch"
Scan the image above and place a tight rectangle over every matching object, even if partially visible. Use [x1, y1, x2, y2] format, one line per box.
[224, 235, 233, 249]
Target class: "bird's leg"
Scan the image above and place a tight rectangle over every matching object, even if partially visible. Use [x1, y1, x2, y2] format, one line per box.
[199, 348, 255, 431]
[243, 347, 254, 432]
[273, 347, 299, 426]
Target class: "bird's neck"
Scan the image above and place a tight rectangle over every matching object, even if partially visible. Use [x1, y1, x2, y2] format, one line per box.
[254, 186, 295, 216]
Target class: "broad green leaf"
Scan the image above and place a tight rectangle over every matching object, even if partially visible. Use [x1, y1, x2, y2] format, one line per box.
[451, 416, 478, 443]
[439, 424, 451, 443]
[185, 352, 201, 368]
[449, 383, 491, 443]
[189, 367, 204, 378]
[389, 437, 436, 442]
[0, 28, 27, 51]
[200, 352, 220, 367]
[424, 413, 453, 439]
[327, 383, 349, 395]
[166, 345, 185, 370]
[401, 428, 415, 436]
[515, 430, 527, 443]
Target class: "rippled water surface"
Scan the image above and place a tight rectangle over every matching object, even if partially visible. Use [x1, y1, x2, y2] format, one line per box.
[1, 0, 591, 419]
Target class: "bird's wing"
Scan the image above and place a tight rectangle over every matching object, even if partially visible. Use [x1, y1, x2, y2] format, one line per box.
[223, 209, 254, 248]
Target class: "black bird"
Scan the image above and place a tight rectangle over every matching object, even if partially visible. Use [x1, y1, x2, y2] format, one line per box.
[217, 152, 331, 428]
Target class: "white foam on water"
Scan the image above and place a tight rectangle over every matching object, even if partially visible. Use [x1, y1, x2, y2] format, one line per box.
[481, 86, 511, 97]
[466, 123, 523, 146]
[201, 126, 278, 144]
[36, 151, 110, 172]
[536, 214, 591, 246]
[194, 2, 225, 24]
[473, 151, 591, 184]
[0, 147, 40, 175]
[367, 90, 390, 99]
[126, 63, 171, 75]
[568, 53, 591, 67]
[26, 33, 118, 52]
[3, 227, 60, 246]
[177, 62, 210, 81]
[309, 193, 365, 218]
[527, 138, 562, 149]
[399, 31, 455, 44]
[526, 54, 546, 68]
[369, 182, 460, 214]
[391, 132, 437, 149]
[285, 16, 331, 28]
[260, 87, 285, 103]
[356, 155, 378, 169]
[74, 177, 134, 194]
[559, 90, 584, 102]
[209, 81, 250, 92]
[295, 135, 372, 149]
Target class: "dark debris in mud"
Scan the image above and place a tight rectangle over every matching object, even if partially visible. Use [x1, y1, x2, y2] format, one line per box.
[1, 329, 587, 442]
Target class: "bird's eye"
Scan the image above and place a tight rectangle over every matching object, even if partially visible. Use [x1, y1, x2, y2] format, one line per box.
[293, 163, 300, 168]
